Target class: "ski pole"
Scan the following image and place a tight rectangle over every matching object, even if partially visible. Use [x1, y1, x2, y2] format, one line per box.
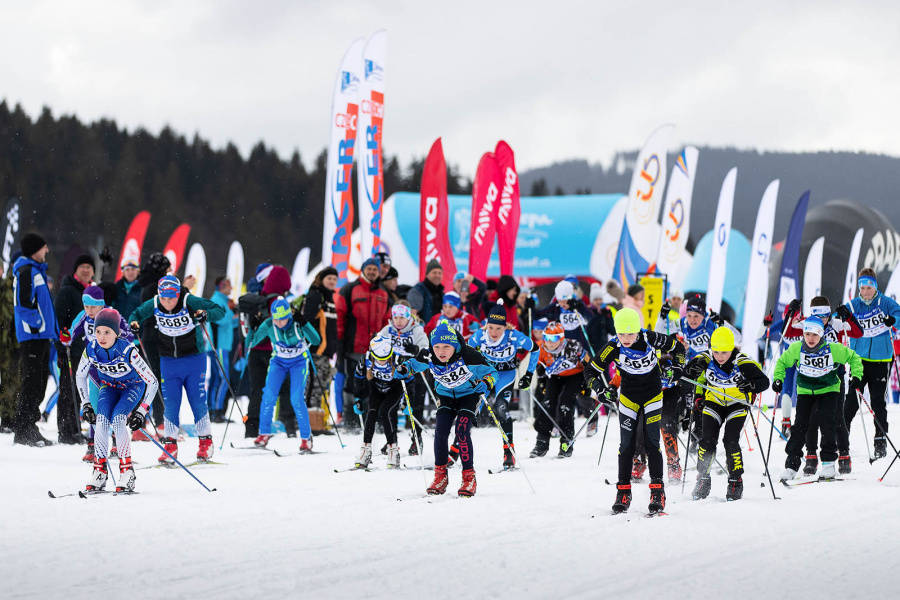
[64, 345, 82, 435]
[133, 330, 168, 433]
[879, 448, 900, 482]
[681, 396, 695, 495]
[481, 394, 536, 494]
[532, 391, 574, 445]
[855, 389, 874, 463]
[561, 396, 605, 452]
[141, 427, 217, 492]
[401, 378, 427, 485]
[855, 389, 898, 464]
[680, 376, 788, 441]
[220, 336, 253, 450]
[764, 316, 797, 465]
[306, 351, 344, 448]
[596, 395, 615, 467]
[199, 324, 247, 423]
[745, 393, 780, 500]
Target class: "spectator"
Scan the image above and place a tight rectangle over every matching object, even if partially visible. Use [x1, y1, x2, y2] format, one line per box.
[589, 283, 604, 311]
[0, 258, 21, 432]
[382, 266, 401, 307]
[302, 266, 339, 414]
[605, 279, 625, 309]
[113, 258, 143, 325]
[374, 251, 392, 280]
[208, 276, 237, 423]
[453, 271, 488, 321]
[622, 283, 646, 326]
[54, 253, 96, 444]
[407, 259, 444, 323]
[489, 275, 522, 330]
[12, 233, 58, 446]
[335, 257, 389, 431]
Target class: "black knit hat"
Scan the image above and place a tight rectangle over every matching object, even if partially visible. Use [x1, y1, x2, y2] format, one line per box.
[73, 254, 95, 273]
[686, 294, 706, 314]
[20, 233, 47, 258]
[425, 259, 442, 276]
[487, 304, 507, 326]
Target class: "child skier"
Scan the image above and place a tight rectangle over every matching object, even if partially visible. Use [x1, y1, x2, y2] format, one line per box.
[352, 334, 410, 468]
[837, 268, 900, 460]
[75, 308, 158, 492]
[396, 323, 498, 497]
[423, 291, 481, 340]
[684, 326, 769, 501]
[531, 321, 588, 458]
[774, 315, 863, 481]
[585, 308, 686, 514]
[468, 305, 538, 468]
[60, 285, 133, 462]
[246, 298, 321, 452]
[129, 275, 225, 463]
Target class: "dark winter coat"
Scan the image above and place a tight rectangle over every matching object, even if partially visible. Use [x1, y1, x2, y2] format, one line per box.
[251, 266, 292, 352]
[302, 284, 338, 358]
[55, 274, 90, 335]
[407, 279, 443, 324]
[113, 278, 143, 322]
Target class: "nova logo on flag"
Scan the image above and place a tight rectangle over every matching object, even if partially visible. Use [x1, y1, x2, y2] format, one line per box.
[634, 155, 661, 223]
[498, 168, 517, 226]
[473, 183, 498, 245]
[364, 59, 384, 81]
[341, 71, 360, 93]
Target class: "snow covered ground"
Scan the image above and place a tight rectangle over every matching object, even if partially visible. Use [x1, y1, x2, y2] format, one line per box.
[3, 398, 900, 600]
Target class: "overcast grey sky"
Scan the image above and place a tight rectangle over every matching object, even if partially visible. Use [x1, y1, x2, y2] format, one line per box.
[3, 1, 899, 177]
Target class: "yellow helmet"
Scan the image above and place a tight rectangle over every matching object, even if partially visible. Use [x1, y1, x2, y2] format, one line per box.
[710, 326, 735, 353]
[614, 308, 641, 334]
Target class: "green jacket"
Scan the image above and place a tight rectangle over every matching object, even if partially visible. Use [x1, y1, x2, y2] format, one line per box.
[774, 341, 863, 395]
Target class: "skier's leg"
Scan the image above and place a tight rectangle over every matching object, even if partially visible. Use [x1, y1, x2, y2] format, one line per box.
[617, 393, 641, 483]
[289, 359, 311, 440]
[160, 357, 184, 439]
[183, 354, 211, 437]
[786, 394, 813, 471]
[642, 392, 665, 481]
[259, 361, 289, 436]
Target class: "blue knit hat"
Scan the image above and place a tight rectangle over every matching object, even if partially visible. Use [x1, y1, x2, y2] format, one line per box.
[361, 257, 380, 273]
[442, 291, 461, 309]
[803, 315, 825, 337]
[430, 323, 460, 351]
[94, 308, 121, 335]
[271, 298, 292, 321]
[158, 275, 181, 298]
[487, 304, 507, 326]
[82, 286, 106, 307]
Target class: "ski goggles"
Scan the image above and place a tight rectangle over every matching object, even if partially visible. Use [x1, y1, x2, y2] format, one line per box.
[542, 331, 564, 343]
[858, 276, 877, 290]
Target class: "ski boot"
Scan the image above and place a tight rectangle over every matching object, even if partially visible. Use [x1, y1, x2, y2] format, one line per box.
[692, 475, 711, 500]
[838, 455, 852, 475]
[612, 483, 632, 514]
[874, 437, 887, 459]
[502, 443, 516, 469]
[86, 458, 108, 491]
[631, 456, 646, 483]
[648, 478, 666, 513]
[529, 435, 549, 458]
[459, 469, 477, 497]
[557, 442, 573, 458]
[82, 441, 95, 463]
[380, 443, 388, 455]
[158, 437, 178, 464]
[355, 443, 372, 468]
[586, 418, 598, 438]
[779, 468, 798, 482]
[299, 437, 314, 454]
[427, 464, 449, 495]
[408, 435, 421, 456]
[667, 460, 683, 483]
[820, 461, 837, 480]
[725, 476, 743, 501]
[387, 443, 400, 469]
[803, 454, 818, 476]
[117, 457, 136, 493]
[447, 444, 460, 466]
[781, 417, 792, 440]
[254, 434, 272, 448]
[197, 435, 214, 461]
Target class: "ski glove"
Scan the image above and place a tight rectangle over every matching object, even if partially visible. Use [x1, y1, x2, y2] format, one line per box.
[787, 298, 802, 316]
[518, 373, 533, 390]
[588, 376, 609, 396]
[402, 339, 419, 356]
[127, 410, 146, 432]
[685, 358, 705, 380]
[659, 302, 671, 320]
[292, 311, 307, 326]
[194, 310, 208, 323]
[849, 377, 863, 392]
[98, 246, 113, 265]
[129, 321, 141, 333]
[708, 310, 724, 326]
[883, 315, 896, 327]
[394, 363, 411, 378]
[524, 297, 536, 310]
[772, 379, 784, 394]
[763, 312, 774, 327]
[59, 328, 72, 346]
[352, 400, 365, 416]
[835, 305, 853, 322]
[81, 404, 96, 425]
[667, 366, 684, 382]
[736, 379, 754, 394]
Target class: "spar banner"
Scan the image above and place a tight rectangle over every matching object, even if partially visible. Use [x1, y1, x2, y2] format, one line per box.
[183, 243, 207, 296]
[163, 223, 191, 275]
[775, 191, 810, 316]
[323, 37, 365, 286]
[115, 210, 151, 280]
[494, 140, 521, 276]
[468, 152, 501, 281]
[419, 138, 457, 287]
[291, 247, 311, 297]
[612, 124, 674, 287]
[705, 167, 736, 314]
[226, 241, 244, 304]
[655, 146, 698, 285]
[357, 30, 386, 260]
[740, 180, 779, 340]
[0, 197, 21, 278]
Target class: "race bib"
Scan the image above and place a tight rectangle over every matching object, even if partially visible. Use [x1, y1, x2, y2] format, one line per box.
[798, 347, 835, 378]
[84, 320, 96, 343]
[685, 329, 711, 354]
[559, 311, 581, 331]
[857, 308, 889, 338]
[618, 346, 657, 375]
[154, 307, 195, 337]
[92, 357, 133, 378]
[433, 360, 474, 389]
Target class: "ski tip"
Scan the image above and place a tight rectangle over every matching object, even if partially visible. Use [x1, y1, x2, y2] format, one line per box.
[211, 488, 218, 492]
[760, 482, 765, 487]
[47, 491, 56, 498]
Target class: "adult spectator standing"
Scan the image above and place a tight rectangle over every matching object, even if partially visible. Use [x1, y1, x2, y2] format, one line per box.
[208, 276, 237, 422]
[135, 252, 171, 428]
[12, 233, 58, 446]
[382, 267, 401, 307]
[453, 271, 488, 322]
[302, 267, 338, 414]
[0, 255, 22, 433]
[54, 253, 96, 444]
[335, 258, 389, 430]
[113, 258, 143, 320]
[489, 275, 522, 330]
[407, 259, 444, 323]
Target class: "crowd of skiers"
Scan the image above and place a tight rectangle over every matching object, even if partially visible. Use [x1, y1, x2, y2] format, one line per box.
[5, 232, 900, 509]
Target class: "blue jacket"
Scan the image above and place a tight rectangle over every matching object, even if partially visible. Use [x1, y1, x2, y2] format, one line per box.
[403, 344, 498, 399]
[844, 293, 900, 361]
[468, 328, 538, 373]
[13, 256, 58, 342]
[210, 290, 236, 352]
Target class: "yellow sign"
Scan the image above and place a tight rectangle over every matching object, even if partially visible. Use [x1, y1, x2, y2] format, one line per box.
[638, 275, 666, 329]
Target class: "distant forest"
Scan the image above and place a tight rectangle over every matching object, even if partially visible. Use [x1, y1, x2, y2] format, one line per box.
[3, 101, 899, 293]
[0, 102, 472, 291]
